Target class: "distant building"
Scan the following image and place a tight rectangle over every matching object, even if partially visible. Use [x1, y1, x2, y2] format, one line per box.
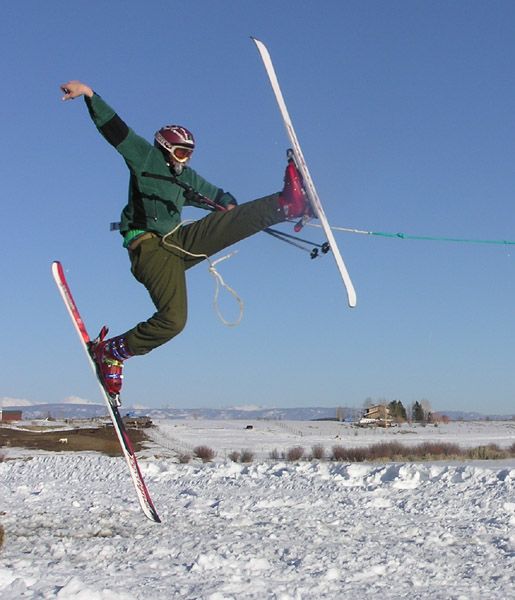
[1, 409, 22, 422]
[122, 416, 152, 428]
[358, 404, 392, 428]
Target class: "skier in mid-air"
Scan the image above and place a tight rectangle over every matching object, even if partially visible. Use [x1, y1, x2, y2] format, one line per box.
[60, 80, 311, 402]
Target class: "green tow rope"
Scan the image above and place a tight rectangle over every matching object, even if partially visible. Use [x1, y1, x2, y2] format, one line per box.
[305, 223, 515, 247]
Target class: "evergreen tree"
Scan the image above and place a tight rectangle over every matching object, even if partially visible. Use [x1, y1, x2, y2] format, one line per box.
[387, 400, 407, 422]
[412, 401, 425, 422]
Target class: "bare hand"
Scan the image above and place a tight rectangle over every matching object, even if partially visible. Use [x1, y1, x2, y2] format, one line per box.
[60, 80, 93, 101]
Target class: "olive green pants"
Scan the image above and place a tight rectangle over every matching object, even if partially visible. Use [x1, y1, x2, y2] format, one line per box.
[124, 193, 284, 355]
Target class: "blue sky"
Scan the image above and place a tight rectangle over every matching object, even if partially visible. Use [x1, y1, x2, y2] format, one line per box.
[3, 1, 515, 414]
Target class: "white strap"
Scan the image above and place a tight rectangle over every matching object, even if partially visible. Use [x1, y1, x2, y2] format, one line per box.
[162, 222, 244, 327]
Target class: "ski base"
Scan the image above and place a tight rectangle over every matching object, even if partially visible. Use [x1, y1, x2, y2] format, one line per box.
[252, 37, 357, 308]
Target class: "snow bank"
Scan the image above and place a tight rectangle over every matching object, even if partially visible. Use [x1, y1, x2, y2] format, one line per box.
[2, 454, 515, 598]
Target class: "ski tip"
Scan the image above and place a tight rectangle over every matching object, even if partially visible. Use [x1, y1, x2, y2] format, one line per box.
[51, 261, 64, 279]
[143, 507, 161, 523]
[250, 36, 266, 49]
[142, 502, 161, 523]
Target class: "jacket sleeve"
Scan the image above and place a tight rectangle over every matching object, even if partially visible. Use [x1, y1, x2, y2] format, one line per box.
[84, 93, 153, 172]
[213, 190, 238, 209]
[183, 168, 238, 210]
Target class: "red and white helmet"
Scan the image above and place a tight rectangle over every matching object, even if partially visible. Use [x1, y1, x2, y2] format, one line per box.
[154, 125, 195, 163]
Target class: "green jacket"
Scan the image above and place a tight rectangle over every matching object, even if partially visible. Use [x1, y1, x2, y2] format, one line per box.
[85, 93, 237, 243]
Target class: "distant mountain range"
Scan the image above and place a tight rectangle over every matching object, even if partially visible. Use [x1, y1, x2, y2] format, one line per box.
[1, 402, 513, 422]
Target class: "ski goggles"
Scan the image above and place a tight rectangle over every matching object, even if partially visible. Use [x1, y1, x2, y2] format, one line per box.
[170, 145, 194, 163]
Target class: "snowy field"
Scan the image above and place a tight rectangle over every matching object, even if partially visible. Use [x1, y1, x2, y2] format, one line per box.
[146, 418, 515, 460]
[2, 419, 515, 599]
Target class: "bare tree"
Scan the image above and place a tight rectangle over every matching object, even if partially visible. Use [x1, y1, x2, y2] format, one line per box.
[421, 399, 432, 421]
[363, 397, 375, 409]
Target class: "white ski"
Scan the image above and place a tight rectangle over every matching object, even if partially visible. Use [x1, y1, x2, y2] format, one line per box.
[252, 37, 357, 308]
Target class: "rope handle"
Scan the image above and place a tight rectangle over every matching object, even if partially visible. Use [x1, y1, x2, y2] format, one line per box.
[209, 253, 244, 327]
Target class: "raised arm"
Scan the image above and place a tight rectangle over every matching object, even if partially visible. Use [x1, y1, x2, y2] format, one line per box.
[59, 80, 153, 169]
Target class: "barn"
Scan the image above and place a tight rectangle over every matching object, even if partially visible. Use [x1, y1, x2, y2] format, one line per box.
[0, 409, 22, 422]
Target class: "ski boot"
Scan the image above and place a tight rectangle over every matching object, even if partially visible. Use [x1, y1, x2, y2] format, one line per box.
[89, 327, 132, 406]
[278, 158, 313, 220]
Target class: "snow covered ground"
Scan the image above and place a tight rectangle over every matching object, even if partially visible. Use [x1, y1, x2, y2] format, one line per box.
[2, 420, 515, 599]
[147, 418, 515, 460]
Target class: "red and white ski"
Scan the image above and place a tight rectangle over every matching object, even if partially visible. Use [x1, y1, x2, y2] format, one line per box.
[51, 261, 161, 523]
[252, 37, 357, 308]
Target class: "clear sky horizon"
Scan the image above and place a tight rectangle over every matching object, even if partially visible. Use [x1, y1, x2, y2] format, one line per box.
[3, 1, 515, 414]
